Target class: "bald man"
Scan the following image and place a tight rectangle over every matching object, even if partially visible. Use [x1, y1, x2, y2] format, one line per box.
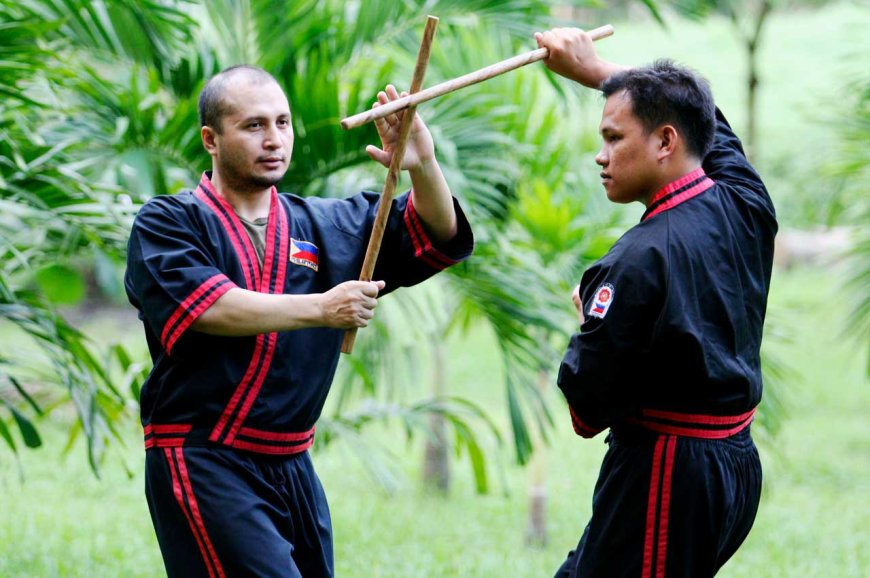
[125, 65, 473, 577]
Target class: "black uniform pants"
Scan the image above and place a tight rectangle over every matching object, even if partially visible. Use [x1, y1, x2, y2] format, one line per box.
[145, 446, 333, 578]
[555, 428, 761, 578]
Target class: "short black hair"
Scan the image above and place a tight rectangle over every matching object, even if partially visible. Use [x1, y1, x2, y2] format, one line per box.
[198, 65, 279, 133]
[601, 59, 715, 159]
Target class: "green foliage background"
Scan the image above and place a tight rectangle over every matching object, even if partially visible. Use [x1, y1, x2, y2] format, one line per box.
[0, 0, 868, 575]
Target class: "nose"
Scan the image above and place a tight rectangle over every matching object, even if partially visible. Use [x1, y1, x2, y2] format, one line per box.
[594, 147, 608, 167]
[263, 124, 281, 150]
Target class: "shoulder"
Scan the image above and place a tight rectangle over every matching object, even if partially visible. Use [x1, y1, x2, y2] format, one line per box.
[585, 224, 667, 289]
[607, 221, 668, 264]
[133, 190, 206, 231]
[278, 189, 385, 236]
[137, 190, 199, 214]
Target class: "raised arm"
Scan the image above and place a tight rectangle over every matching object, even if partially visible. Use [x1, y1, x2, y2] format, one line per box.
[534, 27, 628, 89]
[365, 84, 457, 243]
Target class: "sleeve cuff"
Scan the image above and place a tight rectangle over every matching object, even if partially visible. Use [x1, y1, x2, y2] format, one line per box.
[160, 274, 236, 355]
[569, 406, 606, 439]
[403, 194, 473, 271]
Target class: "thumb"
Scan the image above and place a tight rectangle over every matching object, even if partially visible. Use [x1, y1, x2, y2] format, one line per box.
[366, 145, 391, 167]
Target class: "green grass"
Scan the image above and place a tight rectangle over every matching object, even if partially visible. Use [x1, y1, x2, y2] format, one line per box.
[2, 263, 867, 577]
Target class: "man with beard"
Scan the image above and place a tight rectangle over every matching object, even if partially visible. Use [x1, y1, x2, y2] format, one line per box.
[125, 65, 473, 578]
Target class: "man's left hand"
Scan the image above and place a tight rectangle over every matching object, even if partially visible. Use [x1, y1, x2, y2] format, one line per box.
[365, 84, 434, 171]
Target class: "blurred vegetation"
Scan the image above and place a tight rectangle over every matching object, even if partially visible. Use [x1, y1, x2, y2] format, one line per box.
[0, 0, 629, 480]
[1, 0, 866, 492]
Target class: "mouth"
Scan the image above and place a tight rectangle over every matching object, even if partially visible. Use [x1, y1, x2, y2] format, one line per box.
[600, 172, 611, 184]
[258, 157, 285, 169]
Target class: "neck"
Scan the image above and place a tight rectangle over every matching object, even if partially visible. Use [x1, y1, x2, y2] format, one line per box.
[642, 157, 703, 207]
[209, 170, 272, 221]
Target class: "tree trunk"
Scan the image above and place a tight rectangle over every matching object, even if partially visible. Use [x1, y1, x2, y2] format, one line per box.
[742, 0, 773, 162]
[422, 340, 450, 493]
[525, 367, 550, 547]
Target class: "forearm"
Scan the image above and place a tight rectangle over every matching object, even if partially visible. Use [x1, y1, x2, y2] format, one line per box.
[535, 28, 630, 89]
[576, 59, 629, 90]
[408, 157, 457, 243]
[191, 288, 323, 336]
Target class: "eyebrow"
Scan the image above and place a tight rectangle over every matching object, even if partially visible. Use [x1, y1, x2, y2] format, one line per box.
[239, 113, 290, 123]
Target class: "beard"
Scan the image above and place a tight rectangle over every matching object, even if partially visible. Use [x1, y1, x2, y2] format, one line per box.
[247, 172, 284, 189]
[218, 154, 287, 193]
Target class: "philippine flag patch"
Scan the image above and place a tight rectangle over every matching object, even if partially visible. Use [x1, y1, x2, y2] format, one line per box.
[588, 283, 615, 319]
[290, 239, 319, 271]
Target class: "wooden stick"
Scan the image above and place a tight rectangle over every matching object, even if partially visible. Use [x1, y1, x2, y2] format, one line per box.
[341, 24, 614, 130]
[341, 15, 440, 354]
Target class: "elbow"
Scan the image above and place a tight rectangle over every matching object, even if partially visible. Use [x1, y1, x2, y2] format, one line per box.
[568, 406, 606, 439]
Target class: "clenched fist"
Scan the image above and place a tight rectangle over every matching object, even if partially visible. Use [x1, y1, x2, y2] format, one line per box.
[320, 280, 386, 329]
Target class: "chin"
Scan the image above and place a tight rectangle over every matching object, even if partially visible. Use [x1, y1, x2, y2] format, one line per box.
[604, 189, 624, 204]
[251, 172, 286, 189]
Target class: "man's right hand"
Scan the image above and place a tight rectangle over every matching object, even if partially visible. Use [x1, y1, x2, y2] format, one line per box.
[320, 280, 386, 328]
[572, 284, 585, 326]
[534, 28, 625, 89]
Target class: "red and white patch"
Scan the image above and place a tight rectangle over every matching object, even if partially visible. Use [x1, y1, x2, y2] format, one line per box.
[588, 283, 615, 319]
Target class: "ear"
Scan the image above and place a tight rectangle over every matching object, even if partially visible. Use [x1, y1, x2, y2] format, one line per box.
[201, 126, 218, 155]
[656, 125, 679, 162]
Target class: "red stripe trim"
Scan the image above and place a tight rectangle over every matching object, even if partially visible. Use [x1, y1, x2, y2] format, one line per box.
[223, 332, 279, 443]
[642, 436, 666, 578]
[146, 437, 186, 448]
[161, 275, 233, 353]
[647, 167, 706, 207]
[271, 200, 289, 299]
[640, 407, 757, 426]
[165, 449, 225, 578]
[238, 426, 315, 442]
[405, 199, 425, 255]
[165, 280, 234, 355]
[209, 334, 266, 443]
[569, 406, 603, 438]
[404, 195, 458, 270]
[418, 252, 451, 270]
[145, 424, 193, 435]
[210, 195, 288, 446]
[174, 449, 226, 578]
[217, 205, 289, 442]
[258, 188, 279, 293]
[656, 436, 677, 577]
[194, 175, 260, 289]
[625, 414, 754, 439]
[644, 178, 714, 221]
[231, 436, 315, 455]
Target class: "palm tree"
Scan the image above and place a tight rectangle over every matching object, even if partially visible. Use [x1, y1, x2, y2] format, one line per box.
[0, 0, 193, 471]
[1, 0, 614, 480]
[829, 72, 870, 373]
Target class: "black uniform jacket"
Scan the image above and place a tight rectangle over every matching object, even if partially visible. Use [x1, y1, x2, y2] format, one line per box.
[126, 172, 473, 454]
[558, 110, 777, 439]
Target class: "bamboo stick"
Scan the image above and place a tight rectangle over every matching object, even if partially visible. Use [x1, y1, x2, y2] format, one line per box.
[340, 24, 614, 131]
[341, 15, 440, 354]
